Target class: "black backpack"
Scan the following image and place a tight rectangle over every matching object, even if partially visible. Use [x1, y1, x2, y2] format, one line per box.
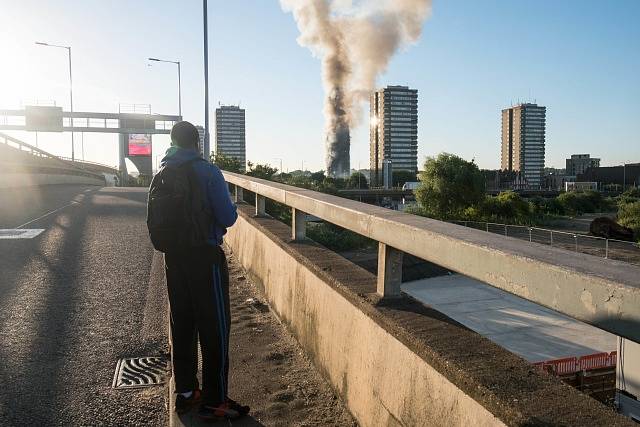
[147, 158, 211, 253]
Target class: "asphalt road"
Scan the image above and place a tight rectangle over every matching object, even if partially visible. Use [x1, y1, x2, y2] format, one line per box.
[0, 185, 168, 426]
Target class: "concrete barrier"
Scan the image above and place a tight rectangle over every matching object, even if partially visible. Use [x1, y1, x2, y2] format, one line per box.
[226, 205, 632, 427]
[0, 173, 104, 188]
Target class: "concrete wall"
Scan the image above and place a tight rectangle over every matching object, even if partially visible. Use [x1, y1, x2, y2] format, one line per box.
[0, 173, 105, 189]
[226, 206, 635, 427]
[226, 210, 505, 427]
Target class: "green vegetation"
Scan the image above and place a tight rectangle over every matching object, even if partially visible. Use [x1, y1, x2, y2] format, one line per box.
[414, 153, 485, 219]
[246, 161, 278, 180]
[347, 171, 369, 189]
[617, 202, 640, 241]
[392, 170, 417, 187]
[413, 153, 622, 226]
[555, 190, 613, 216]
[617, 188, 640, 241]
[211, 153, 244, 173]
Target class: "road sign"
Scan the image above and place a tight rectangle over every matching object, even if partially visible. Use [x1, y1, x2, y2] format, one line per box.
[25, 106, 63, 132]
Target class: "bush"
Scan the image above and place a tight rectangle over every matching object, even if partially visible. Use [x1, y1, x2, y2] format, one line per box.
[619, 187, 640, 205]
[466, 192, 533, 224]
[556, 190, 607, 215]
[618, 201, 640, 241]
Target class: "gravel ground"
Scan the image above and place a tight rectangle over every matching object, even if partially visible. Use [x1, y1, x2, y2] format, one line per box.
[174, 249, 357, 427]
[0, 186, 168, 426]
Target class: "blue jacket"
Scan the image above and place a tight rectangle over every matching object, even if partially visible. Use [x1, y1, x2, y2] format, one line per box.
[160, 146, 238, 245]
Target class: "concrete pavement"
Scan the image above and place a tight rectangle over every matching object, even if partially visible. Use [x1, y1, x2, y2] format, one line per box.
[402, 274, 617, 362]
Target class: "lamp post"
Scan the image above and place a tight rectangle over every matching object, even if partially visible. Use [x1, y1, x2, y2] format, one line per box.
[203, 0, 211, 160]
[148, 57, 182, 117]
[36, 41, 74, 161]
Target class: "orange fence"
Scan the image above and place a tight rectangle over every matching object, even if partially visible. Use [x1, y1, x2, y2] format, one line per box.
[533, 351, 617, 376]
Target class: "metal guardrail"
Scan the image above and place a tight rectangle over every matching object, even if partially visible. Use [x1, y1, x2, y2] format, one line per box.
[223, 171, 640, 344]
[451, 221, 640, 267]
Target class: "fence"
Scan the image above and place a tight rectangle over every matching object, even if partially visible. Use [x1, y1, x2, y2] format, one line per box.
[451, 220, 640, 266]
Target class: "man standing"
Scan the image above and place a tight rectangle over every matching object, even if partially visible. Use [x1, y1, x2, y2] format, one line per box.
[147, 121, 248, 420]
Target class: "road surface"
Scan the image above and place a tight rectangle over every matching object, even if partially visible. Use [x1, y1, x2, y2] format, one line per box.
[0, 185, 168, 426]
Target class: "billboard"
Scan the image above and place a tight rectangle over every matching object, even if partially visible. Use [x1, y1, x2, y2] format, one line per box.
[127, 134, 152, 156]
[25, 106, 63, 132]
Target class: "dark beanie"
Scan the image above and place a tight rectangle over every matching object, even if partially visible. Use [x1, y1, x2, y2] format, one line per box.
[170, 121, 199, 149]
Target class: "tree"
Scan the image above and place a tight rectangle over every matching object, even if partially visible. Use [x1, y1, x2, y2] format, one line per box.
[310, 170, 326, 183]
[392, 170, 417, 187]
[347, 172, 369, 189]
[415, 153, 485, 219]
[211, 153, 244, 173]
[246, 162, 278, 180]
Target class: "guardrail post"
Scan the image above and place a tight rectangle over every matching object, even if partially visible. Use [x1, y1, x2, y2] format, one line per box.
[529, 228, 532, 242]
[255, 194, 266, 217]
[605, 239, 609, 258]
[234, 185, 244, 203]
[377, 242, 403, 298]
[504, 224, 508, 236]
[550, 231, 554, 247]
[574, 234, 578, 252]
[292, 208, 306, 241]
[485, 222, 489, 232]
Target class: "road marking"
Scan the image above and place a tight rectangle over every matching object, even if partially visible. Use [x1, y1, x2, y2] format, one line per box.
[15, 201, 80, 229]
[0, 229, 45, 239]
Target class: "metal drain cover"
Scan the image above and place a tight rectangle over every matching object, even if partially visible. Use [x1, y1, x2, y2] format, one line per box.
[112, 356, 168, 389]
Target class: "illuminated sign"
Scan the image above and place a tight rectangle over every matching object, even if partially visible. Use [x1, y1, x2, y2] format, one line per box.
[127, 134, 152, 156]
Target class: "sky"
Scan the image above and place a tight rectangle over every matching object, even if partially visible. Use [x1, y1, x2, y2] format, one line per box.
[0, 0, 638, 173]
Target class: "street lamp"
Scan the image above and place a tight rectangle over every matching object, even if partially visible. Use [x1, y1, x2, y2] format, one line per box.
[148, 57, 182, 117]
[36, 41, 75, 161]
[203, 0, 211, 161]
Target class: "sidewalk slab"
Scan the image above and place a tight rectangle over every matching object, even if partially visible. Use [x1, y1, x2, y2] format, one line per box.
[402, 274, 617, 362]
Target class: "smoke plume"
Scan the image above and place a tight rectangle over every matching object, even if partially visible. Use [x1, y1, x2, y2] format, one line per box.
[280, 0, 431, 177]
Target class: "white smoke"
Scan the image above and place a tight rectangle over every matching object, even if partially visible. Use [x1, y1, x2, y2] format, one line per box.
[280, 0, 431, 177]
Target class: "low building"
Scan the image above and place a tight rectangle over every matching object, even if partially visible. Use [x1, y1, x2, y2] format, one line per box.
[578, 163, 640, 190]
[566, 154, 600, 176]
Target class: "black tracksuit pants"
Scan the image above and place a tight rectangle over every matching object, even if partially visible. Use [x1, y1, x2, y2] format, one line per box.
[165, 245, 230, 405]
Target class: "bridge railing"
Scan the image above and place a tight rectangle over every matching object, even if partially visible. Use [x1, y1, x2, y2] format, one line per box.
[222, 171, 640, 344]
